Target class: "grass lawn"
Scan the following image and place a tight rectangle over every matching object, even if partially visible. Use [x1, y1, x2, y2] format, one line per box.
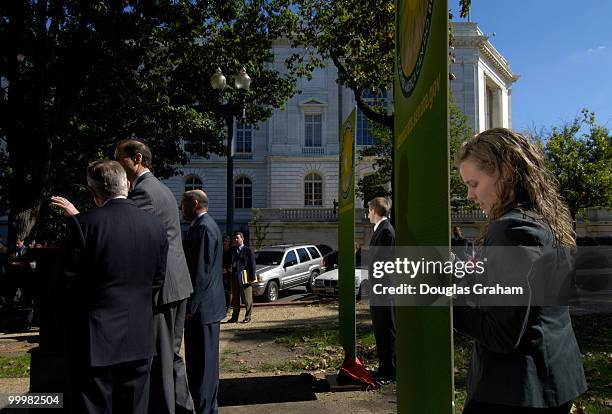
[270, 313, 612, 413]
[0, 354, 30, 378]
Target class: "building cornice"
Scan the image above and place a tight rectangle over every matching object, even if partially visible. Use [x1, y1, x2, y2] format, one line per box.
[452, 22, 519, 84]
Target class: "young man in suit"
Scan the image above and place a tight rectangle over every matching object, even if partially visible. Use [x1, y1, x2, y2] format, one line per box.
[180, 190, 225, 414]
[367, 197, 396, 385]
[115, 140, 194, 414]
[228, 232, 256, 323]
[52, 160, 168, 413]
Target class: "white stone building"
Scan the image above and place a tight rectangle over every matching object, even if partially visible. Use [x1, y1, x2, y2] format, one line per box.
[158, 22, 518, 247]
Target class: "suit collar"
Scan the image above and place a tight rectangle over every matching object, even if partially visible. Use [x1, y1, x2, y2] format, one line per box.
[373, 217, 388, 233]
[102, 197, 130, 207]
[190, 212, 207, 227]
[132, 171, 153, 188]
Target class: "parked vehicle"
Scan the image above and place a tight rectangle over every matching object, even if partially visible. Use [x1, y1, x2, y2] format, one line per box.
[322, 250, 338, 272]
[316, 244, 333, 256]
[252, 244, 325, 302]
[574, 236, 612, 292]
[313, 268, 369, 299]
[322, 250, 362, 272]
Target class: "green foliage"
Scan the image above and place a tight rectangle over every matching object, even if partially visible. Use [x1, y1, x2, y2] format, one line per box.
[250, 207, 270, 249]
[289, 0, 472, 128]
[0, 354, 30, 378]
[356, 100, 473, 206]
[543, 109, 612, 219]
[289, 0, 394, 127]
[449, 99, 475, 210]
[356, 124, 392, 204]
[0, 0, 300, 242]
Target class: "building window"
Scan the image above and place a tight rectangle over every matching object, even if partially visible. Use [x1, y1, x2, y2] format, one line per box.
[304, 172, 323, 206]
[185, 175, 202, 191]
[357, 89, 388, 146]
[304, 114, 322, 147]
[235, 176, 252, 209]
[235, 122, 253, 155]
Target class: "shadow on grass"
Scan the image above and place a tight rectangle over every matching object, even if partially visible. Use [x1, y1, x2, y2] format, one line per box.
[219, 374, 327, 407]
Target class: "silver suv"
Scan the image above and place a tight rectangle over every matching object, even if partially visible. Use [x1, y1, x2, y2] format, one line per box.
[252, 244, 325, 302]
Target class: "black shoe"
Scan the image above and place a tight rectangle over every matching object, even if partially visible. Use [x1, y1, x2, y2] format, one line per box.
[242, 318, 251, 323]
[225, 318, 238, 323]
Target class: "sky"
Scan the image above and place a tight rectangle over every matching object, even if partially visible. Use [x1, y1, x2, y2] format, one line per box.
[449, 0, 612, 133]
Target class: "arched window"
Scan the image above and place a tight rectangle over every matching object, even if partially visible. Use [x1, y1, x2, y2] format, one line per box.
[235, 176, 252, 209]
[185, 175, 203, 191]
[357, 89, 388, 146]
[304, 172, 323, 206]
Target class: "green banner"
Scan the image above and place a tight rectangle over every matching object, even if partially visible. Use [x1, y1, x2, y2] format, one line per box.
[394, 0, 454, 413]
[338, 108, 356, 358]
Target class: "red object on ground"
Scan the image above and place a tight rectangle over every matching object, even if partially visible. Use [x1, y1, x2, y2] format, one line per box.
[337, 355, 379, 390]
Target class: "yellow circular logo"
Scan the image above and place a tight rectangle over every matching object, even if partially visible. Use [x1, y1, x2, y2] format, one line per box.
[397, 0, 433, 97]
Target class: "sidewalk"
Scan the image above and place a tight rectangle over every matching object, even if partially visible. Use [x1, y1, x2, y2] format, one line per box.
[217, 302, 395, 413]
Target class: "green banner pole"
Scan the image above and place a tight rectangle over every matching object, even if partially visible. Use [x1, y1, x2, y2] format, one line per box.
[339, 109, 357, 359]
[394, 0, 454, 413]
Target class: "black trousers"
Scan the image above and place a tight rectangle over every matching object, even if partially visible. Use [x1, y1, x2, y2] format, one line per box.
[149, 299, 194, 414]
[185, 320, 220, 414]
[73, 358, 151, 414]
[370, 304, 396, 376]
[463, 399, 573, 414]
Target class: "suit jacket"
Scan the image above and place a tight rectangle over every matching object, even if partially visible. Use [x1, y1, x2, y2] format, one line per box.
[231, 245, 256, 287]
[66, 198, 168, 367]
[130, 171, 193, 305]
[454, 209, 587, 407]
[369, 219, 395, 247]
[182, 213, 226, 324]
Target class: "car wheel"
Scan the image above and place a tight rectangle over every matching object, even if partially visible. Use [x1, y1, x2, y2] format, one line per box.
[265, 280, 279, 302]
[306, 271, 318, 293]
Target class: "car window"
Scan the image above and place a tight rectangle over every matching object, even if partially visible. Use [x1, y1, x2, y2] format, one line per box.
[297, 248, 310, 263]
[307, 247, 321, 259]
[255, 251, 283, 266]
[284, 250, 298, 267]
[316, 244, 333, 256]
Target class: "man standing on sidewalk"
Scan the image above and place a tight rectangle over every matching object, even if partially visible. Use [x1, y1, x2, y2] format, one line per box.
[367, 197, 396, 385]
[227, 232, 256, 323]
[115, 140, 194, 414]
[53, 160, 167, 413]
[181, 190, 225, 414]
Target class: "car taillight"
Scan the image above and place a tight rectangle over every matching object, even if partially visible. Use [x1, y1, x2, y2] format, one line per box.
[257, 274, 263, 282]
[323, 257, 328, 267]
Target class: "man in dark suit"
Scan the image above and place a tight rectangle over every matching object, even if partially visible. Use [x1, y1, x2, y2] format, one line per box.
[52, 160, 168, 413]
[227, 232, 256, 323]
[180, 190, 225, 414]
[367, 197, 396, 385]
[115, 140, 194, 414]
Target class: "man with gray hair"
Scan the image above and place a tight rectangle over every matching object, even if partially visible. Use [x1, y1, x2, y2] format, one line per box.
[52, 160, 168, 413]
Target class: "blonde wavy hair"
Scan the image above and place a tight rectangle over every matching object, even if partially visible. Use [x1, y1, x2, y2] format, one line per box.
[455, 128, 575, 247]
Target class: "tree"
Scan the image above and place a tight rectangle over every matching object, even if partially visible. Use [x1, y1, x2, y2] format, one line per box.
[356, 99, 473, 207]
[289, 0, 471, 129]
[543, 109, 612, 221]
[0, 0, 299, 243]
[249, 208, 270, 249]
[290, 0, 472, 213]
[448, 98, 475, 209]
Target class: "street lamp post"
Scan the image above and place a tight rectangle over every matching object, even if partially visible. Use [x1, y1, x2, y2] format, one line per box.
[210, 67, 251, 237]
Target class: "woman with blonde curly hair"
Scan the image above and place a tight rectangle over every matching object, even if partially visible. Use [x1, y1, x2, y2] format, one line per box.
[454, 128, 586, 413]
